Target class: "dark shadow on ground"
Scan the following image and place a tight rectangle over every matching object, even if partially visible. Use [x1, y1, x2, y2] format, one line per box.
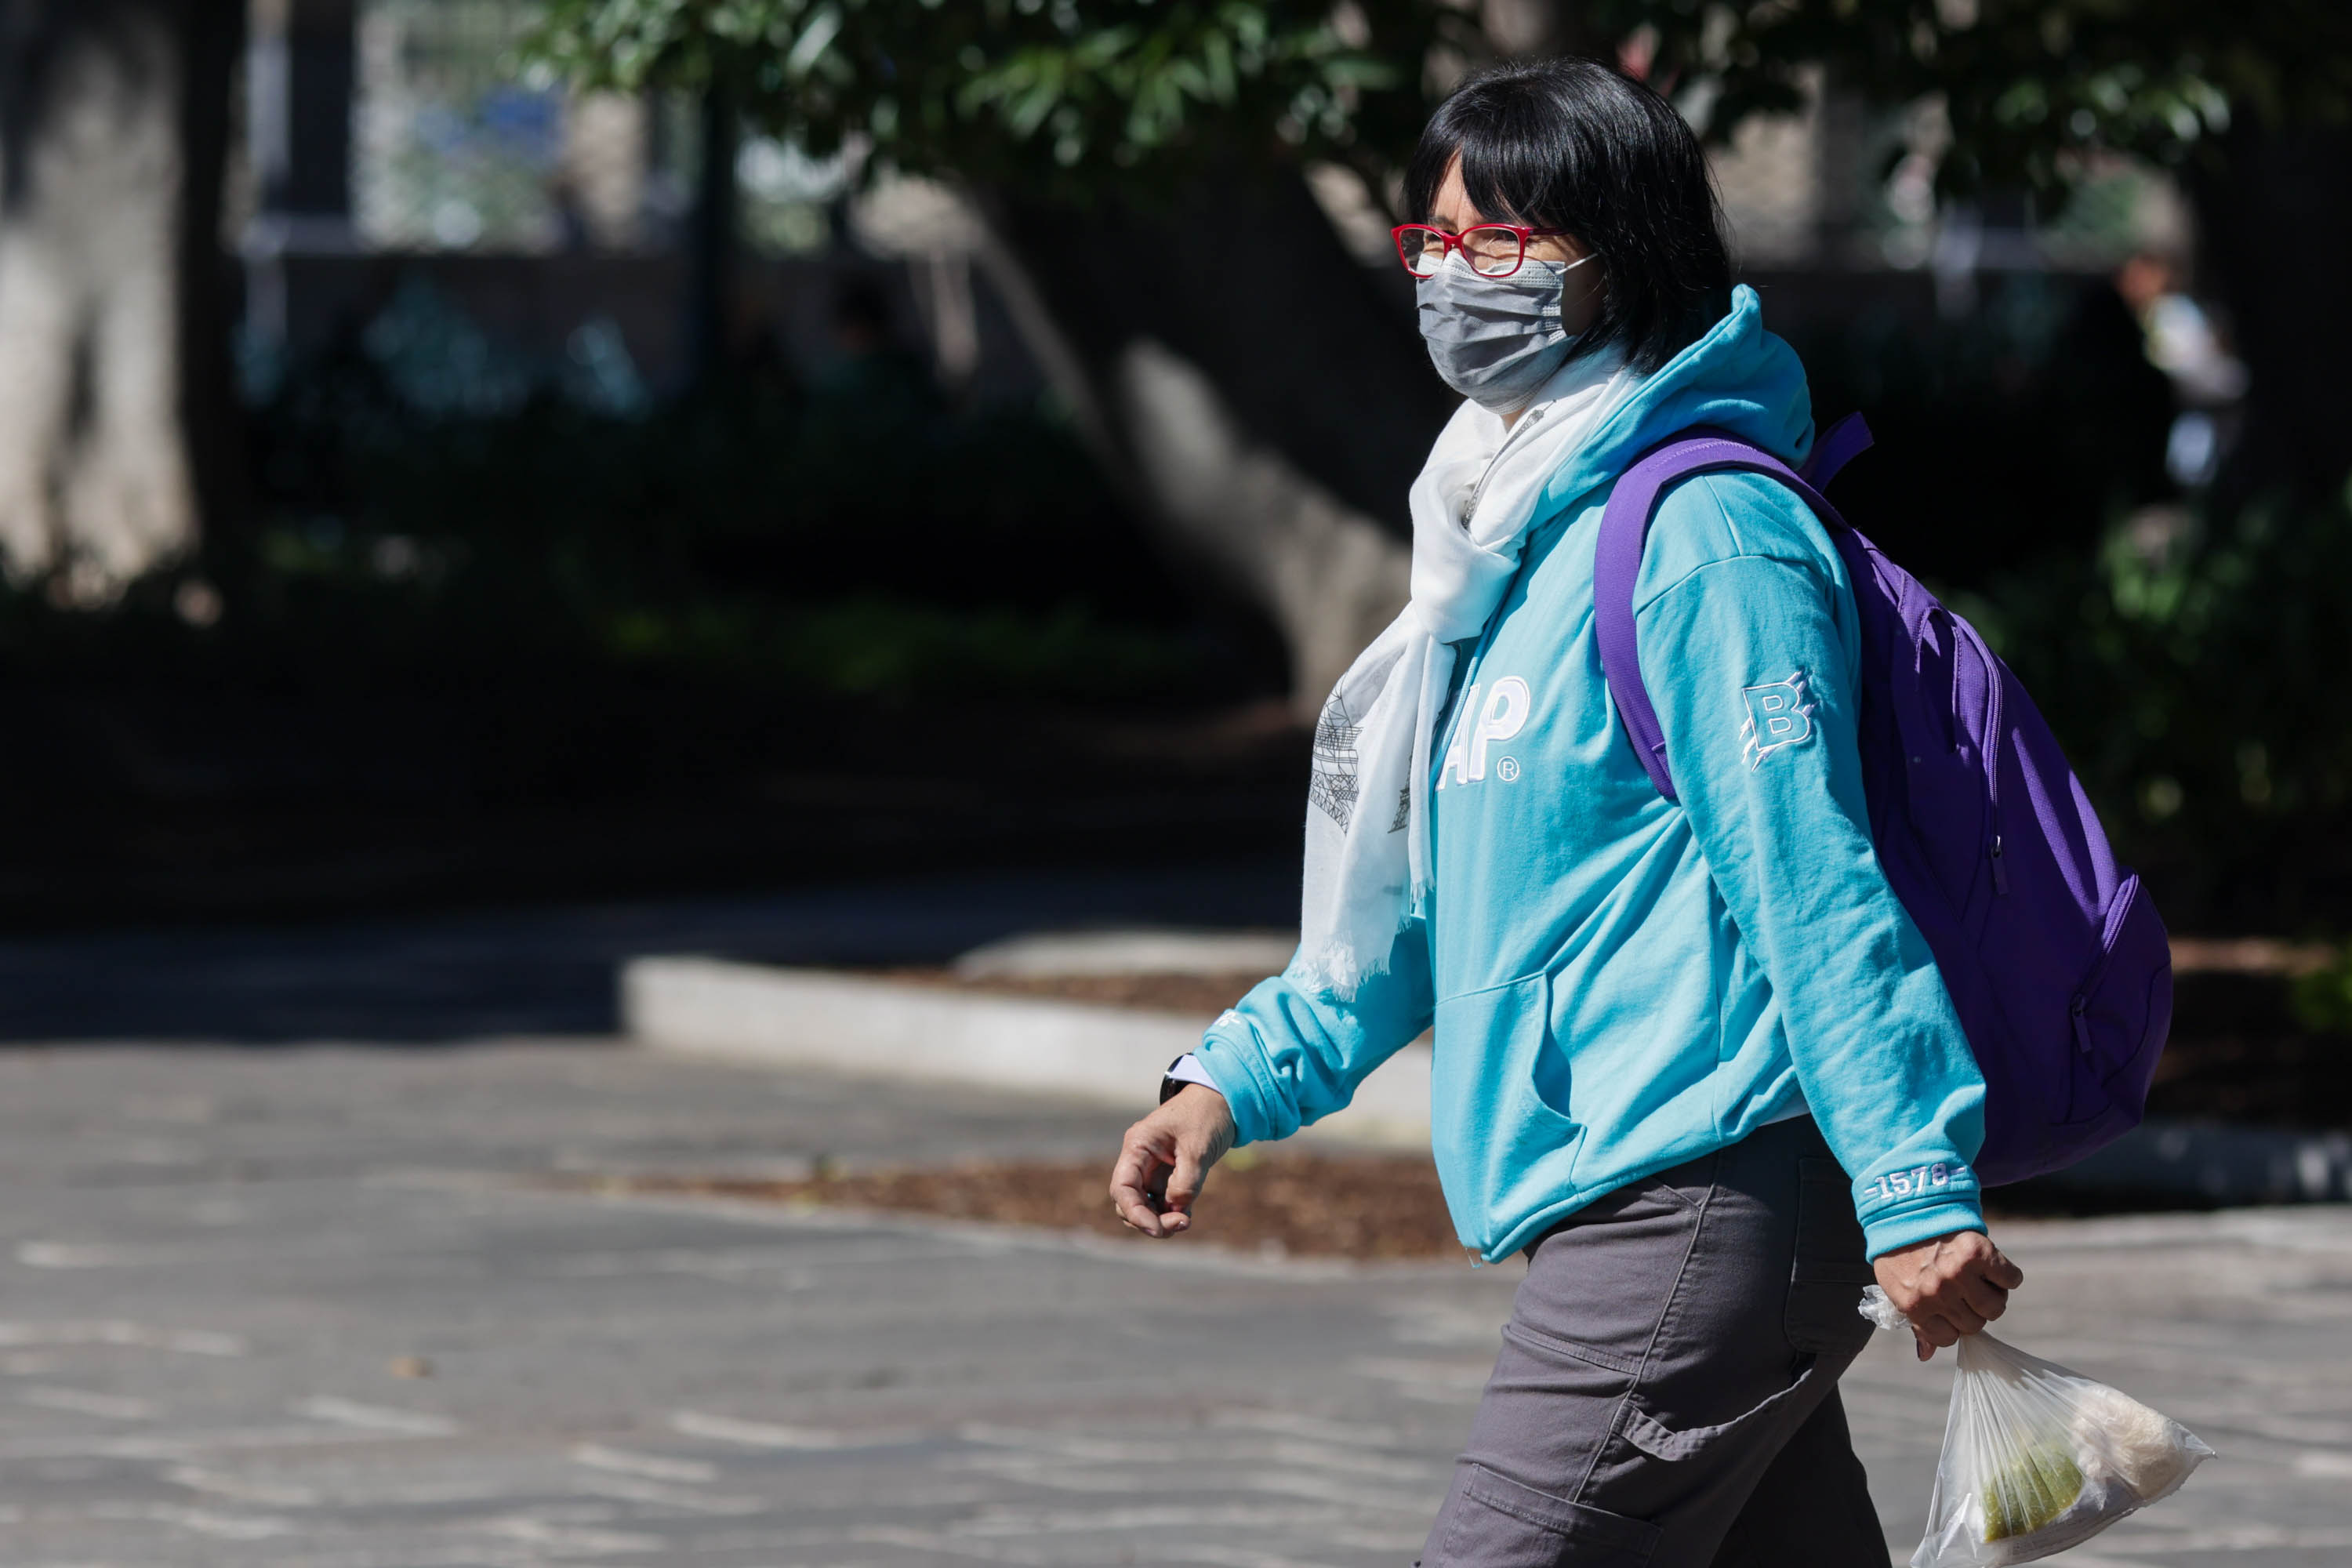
[0, 862, 1294, 1043]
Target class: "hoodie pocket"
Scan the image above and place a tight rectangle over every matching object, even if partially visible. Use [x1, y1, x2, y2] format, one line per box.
[1432, 971, 1584, 1247]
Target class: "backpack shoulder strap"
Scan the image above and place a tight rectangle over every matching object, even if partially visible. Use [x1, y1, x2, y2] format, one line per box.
[1802, 411, 1874, 489]
[1593, 417, 1867, 803]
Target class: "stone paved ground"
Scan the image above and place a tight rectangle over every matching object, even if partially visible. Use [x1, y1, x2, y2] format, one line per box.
[0, 1042, 2343, 1567]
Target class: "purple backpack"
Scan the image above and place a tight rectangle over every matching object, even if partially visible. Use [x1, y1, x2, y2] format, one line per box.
[1594, 416, 2172, 1185]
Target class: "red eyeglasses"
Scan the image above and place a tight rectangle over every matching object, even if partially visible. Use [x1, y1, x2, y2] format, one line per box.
[1392, 223, 1570, 279]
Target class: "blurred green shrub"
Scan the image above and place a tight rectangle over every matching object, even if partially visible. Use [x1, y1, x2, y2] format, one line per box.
[601, 596, 1194, 699]
[2290, 945, 2352, 1036]
[1779, 271, 2352, 928]
[1971, 477, 2352, 927]
[188, 280, 1248, 709]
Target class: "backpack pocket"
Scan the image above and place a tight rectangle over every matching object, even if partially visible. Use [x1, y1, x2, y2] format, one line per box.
[2059, 873, 2173, 1127]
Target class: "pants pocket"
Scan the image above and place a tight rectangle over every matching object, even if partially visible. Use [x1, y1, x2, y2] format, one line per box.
[1786, 1156, 1876, 1356]
[1617, 1353, 1821, 1463]
[1428, 1462, 1663, 1567]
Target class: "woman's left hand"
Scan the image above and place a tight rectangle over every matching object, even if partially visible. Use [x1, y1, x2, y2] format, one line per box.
[1873, 1229, 2025, 1359]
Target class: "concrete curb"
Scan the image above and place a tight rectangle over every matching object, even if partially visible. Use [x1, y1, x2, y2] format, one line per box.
[622, 957, 2351, 1202]
[621, 956, 1434, 1149]
[2045, 1118, 2352, 1204]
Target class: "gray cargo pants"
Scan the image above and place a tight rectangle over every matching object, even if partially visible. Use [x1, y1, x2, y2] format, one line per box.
[1418, 1117, 1889, 1567]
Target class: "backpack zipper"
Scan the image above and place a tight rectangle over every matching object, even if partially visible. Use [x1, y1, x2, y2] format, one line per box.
[1952, 618, 2009, 896]
[2067, 873, 2145, 1058]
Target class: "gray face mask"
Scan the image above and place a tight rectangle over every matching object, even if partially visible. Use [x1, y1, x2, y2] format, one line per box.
[1416, 251, 1596, 412]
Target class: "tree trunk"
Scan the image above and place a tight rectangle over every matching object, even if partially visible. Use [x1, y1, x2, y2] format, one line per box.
[2189, 125, 2352, 508]
[974, 169, 1454, 714]
[684, 82, 740, 394]
[178, 0, 244, 575]
[0, 0, 238, 600]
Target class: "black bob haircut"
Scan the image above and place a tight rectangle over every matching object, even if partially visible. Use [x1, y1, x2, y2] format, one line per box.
[1403, 58, 1731, 377]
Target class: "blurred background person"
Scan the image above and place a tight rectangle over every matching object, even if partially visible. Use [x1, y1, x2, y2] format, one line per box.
[2117, 249, 2249, 492]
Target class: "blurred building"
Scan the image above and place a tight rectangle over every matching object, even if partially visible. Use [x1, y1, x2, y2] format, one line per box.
[236, 0, 1044, 405]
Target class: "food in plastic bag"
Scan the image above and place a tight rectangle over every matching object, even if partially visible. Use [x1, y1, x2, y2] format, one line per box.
[1860, 1286, 2215, 1566]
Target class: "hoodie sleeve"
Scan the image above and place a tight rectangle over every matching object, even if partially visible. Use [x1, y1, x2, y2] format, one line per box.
[1186, 920, 1435, 1146]
[1635, 480, 1988, 1258]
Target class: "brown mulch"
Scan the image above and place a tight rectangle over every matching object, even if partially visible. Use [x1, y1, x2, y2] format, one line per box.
[867, 967, 1269, 1017]
[2145, 1033, 2352, 1126]
[579, 929, 2352, 1260]
[564, 1145, 2231, 1259]
[2139, 971, 2352, 1127]
[568, 1151, 1468, 1261]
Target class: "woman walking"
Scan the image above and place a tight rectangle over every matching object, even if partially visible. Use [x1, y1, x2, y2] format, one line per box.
[1107, 57, 2022, 1566]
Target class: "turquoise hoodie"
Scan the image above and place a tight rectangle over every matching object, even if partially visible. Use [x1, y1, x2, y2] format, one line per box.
[1192, 286, 1988, 1263]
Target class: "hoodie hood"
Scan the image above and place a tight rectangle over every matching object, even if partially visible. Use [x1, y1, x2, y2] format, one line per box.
[1535, 284, 1814, 520]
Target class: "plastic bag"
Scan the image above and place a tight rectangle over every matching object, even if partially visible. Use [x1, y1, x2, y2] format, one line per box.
[1859, 1286, 2215, 1566]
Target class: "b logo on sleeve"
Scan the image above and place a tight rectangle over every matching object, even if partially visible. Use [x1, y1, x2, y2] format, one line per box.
[1740, 671, 1815, 768]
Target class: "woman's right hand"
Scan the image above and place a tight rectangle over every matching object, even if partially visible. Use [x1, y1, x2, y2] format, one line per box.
[1108, 1084, 1236, 1238]
[1873, 1229, 2025, 1359]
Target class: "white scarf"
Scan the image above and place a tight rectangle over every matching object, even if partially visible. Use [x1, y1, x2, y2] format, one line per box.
[1297, 349, 1640, 998]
